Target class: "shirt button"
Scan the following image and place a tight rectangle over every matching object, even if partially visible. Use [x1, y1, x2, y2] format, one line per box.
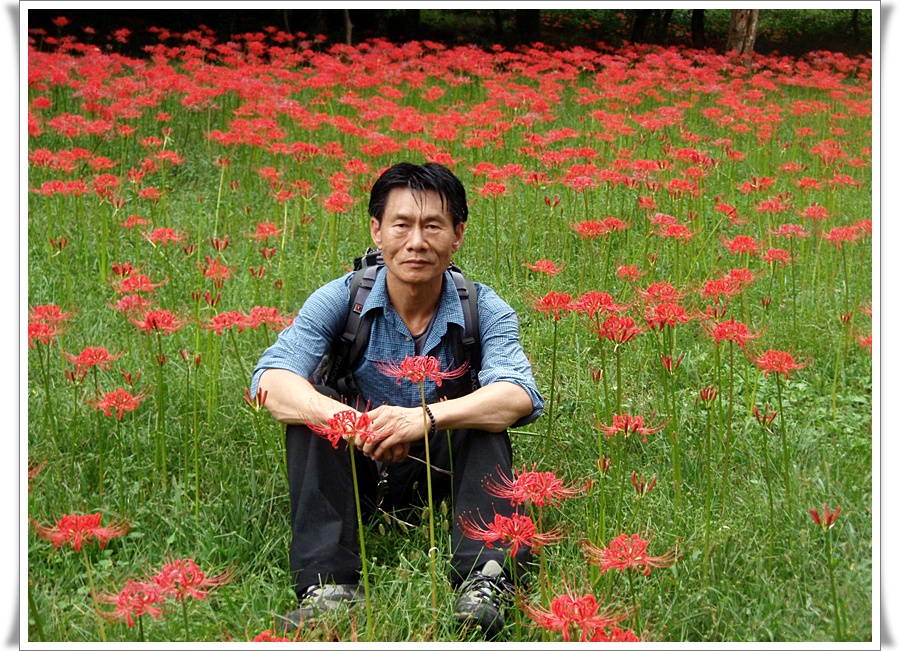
[405, 336, 412, 341]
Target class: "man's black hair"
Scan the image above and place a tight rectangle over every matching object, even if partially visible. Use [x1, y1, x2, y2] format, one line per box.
[368, 162, 469, 226]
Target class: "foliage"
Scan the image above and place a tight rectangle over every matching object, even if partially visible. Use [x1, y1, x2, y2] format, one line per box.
[26, 18, 873, 644]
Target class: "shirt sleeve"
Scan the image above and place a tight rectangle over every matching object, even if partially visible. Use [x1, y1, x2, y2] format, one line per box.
[249, 274, 352, 396]
[474, 283, 545, 427]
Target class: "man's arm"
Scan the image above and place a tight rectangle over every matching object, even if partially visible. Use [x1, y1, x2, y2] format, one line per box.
[361, 381, 532, 462]
[257, 368, 350, 427]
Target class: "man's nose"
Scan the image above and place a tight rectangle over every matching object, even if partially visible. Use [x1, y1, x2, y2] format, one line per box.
[406, 224, 426, 248]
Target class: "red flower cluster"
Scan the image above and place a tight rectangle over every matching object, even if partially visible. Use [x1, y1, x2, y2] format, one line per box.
[484, 463, 590, 508]
[582, 533, 678, 576]
[31, 512, 129, 551]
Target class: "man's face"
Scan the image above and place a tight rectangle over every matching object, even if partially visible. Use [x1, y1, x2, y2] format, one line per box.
[371, 187, 465, 289]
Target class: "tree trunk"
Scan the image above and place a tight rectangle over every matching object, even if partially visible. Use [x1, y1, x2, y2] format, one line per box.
[725, 9, 759, 55]
[653, 9, 673, 43]
[630, 9, 651, 43]
[343, 8, 353, 46]
[514, 10, 541, 44]
[691, 9, 706, 49]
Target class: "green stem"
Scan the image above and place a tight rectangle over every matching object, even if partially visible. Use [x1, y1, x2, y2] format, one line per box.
[545, 317, 559, 456]
[775, 374, 792, 512]
[81, 547, 107, 643]
[349, 441, 373, 641]
[825, 530, 844, 641]
[419, 382, 438, 619]
[720, 342, 734, 517]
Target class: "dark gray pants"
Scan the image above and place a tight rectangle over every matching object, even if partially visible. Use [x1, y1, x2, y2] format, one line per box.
[285, 392, 530, 598]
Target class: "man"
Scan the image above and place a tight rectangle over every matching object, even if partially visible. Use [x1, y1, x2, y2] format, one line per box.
[250, 162, 543, 638]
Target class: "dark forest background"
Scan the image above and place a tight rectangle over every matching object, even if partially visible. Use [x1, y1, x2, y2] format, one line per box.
[27, 8, 873, 58]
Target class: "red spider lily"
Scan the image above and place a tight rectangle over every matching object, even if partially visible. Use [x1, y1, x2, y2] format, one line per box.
[483, 463, 591, 507]
[110, 294, 155, 317]
[726, 267, 760, 288]
[243, 388, 268, 412]
[376, 355, 469, 387]
[857, 332, 872, 354]
[242, 306, 293, 332]
[660, 354, 684, 373]
[31, 513, 129, 551]
[631, 471, 657, 497]
[654, 222, 695, 242]
[821, 226, 860, 249]
[253, 630, 293, 642]
[570, 218, 629, 239]
[799, 204, 831, 221]
[705, 318, 760, 348]
[63, 346, 122, 376]
[701, 277, 742, 304]
[245, 221, 284, 242]
[28, 321, 62, 348]
[596, 413, 664, 443]
[211, 236, 230, 252]
[29, 303, 75, 325]
[763, 248, 792, 265]
[593, 314, 644, 345]
[457, 511, 563, 558]
[754, 349, 808, 379]
[521, 590, 627, 642]
[323, 190, 355, 213]
[203, 256, 232, 282]
[645, 302, 695, 330]
[698, 386, 718, 405]
[87, 388, 148, 420]
[524, 259, 564, 277]
[721, 235, 760, 256]
[531, 291, 572, 320]
[131, 309, 186, 335]
[309, 410, 378, 448]
[616, 265, 643, 282]
[753, 404, 778, 427]
[115, 273, 167, 295]
[150, 558, 234, 603]
[201, 311, 246, 335]
[582, 533, 679, 577]
[571, 292, 627, 319]
[143, 227, 187, 246]
[771, 223, 810, 239]
[98, 580, 165, 627]
[638, 281, 682, 304]
[809, 503, 841, 531]
[590, 626, 640, 642]
[478, 182, 507, 198]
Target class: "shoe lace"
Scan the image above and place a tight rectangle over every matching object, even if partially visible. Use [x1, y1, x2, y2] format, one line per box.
[464, 571, 514, 605]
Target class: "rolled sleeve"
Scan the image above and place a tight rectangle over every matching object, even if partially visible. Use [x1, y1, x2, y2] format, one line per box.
[249, 275, 352, 396]
[475, 284, 544, 426]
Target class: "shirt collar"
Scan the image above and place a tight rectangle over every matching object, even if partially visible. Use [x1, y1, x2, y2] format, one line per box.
[362, 268, 466, 347]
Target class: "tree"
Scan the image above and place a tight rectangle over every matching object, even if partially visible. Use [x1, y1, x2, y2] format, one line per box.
[726, 9, 760, 55]
[691, 9, 706, 49]
[514, 9, 541, 44]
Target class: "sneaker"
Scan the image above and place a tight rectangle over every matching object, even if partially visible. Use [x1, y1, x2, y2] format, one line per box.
[452, 560, 515, 639]
[276, 583, 360, 633]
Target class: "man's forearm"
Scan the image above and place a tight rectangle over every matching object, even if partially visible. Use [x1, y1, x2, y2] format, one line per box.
[427, 381, 534, 433]
[256, 368, 352, 426]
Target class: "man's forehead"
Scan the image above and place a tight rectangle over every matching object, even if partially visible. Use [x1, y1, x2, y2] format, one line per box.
[383, 187, 451, 219]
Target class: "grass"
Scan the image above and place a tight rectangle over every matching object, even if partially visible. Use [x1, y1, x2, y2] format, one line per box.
[25, 17, 873, 644]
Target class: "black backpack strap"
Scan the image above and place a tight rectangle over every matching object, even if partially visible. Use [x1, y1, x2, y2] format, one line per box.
[325, 262, 381, 395]
[448, 265, 481, 392]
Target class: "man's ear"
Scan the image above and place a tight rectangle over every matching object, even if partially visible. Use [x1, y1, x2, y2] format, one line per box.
[452, 222, 466, 253]
[370, 217, 382, 248]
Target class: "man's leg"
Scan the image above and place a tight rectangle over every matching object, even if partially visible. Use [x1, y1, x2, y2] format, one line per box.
[285, 416, 379, 599]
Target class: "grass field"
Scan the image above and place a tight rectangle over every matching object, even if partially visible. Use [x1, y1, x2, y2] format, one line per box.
[25, 16, 874, 644]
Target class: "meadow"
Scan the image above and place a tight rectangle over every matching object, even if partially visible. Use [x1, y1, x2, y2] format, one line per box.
[25, 19, 873, 644]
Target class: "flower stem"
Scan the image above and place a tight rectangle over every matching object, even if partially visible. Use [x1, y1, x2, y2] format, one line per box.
[81, 547, 107, 643]
[420, 382, 438, 619]
[775, 374, 792, 512]
[349, 441, 373, 641]
[544, 317, 559, 456]
[825, 529, 844, 641]
[720, 342, 734, 517]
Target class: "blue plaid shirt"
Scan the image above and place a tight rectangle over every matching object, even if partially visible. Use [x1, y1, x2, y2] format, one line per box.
[250, 268, 543, 425]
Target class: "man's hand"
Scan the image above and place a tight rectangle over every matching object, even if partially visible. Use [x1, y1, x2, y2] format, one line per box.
[358, 404, 428, 462]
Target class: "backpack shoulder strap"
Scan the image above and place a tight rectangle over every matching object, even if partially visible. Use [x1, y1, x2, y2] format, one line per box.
[448, 265, 481, 391]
